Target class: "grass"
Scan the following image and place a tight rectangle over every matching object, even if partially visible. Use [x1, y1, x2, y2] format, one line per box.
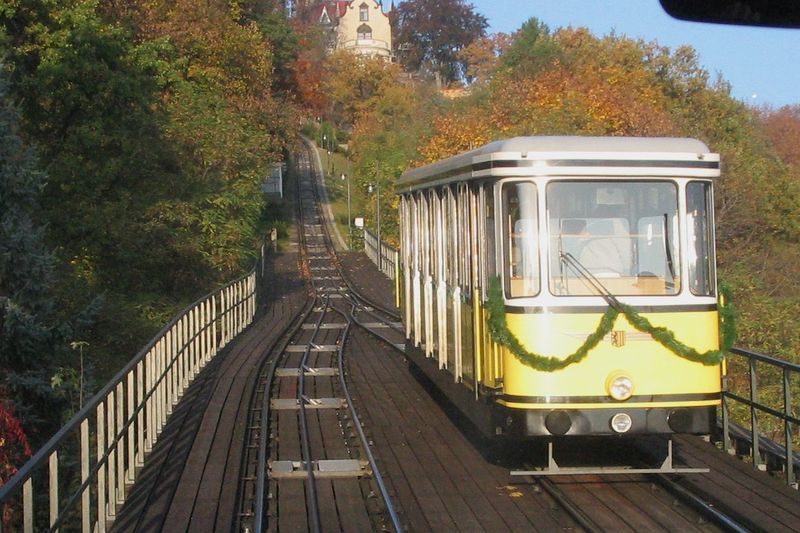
[317, 146, 370, 249]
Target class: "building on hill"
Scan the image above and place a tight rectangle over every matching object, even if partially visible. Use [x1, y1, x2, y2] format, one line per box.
[310, 0, 393, 58]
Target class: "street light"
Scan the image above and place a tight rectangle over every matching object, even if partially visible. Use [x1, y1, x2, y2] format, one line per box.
[368, 182, 381, 271]
[341, 173, 351, 249]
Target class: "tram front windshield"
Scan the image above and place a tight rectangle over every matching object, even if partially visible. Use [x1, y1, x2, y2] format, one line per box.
[548, 181, 680, 296]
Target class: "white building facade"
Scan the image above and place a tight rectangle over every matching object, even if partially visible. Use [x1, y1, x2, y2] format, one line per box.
[313, 0, 392, 58]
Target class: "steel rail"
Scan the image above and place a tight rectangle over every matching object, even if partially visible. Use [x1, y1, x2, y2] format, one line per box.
[295, 148, 325, 532]
[654, 474, 750, 533]
[251, 144, 329, 532]
[332, 303, 405, 532]
[296, 296, 329, 533]
[534, 476, 603, 533]
[249, 294, 316, 533]
[300, 138, 404, 531]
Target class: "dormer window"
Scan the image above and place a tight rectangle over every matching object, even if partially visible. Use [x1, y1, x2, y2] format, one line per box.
[359, 2, 369, 21]
[357, 23, 372, 40]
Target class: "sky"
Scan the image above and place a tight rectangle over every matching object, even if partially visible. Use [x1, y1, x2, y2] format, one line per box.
[469, 0, 800, 108]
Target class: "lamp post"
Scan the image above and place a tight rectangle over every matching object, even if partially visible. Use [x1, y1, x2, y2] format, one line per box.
[341, 173, 351, 249]
[368, 182, 381, 271]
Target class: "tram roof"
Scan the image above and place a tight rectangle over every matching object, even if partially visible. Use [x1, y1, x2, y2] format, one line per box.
[397, 136, 719, 192]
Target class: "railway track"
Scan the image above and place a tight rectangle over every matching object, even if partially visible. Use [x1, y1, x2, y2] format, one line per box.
[512, 438, 753, 532]
[235, 141, 402, 532]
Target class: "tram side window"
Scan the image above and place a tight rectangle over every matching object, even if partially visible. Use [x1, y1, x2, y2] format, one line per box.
[502, 182, 539, 298]
[687, 181, 715, 296]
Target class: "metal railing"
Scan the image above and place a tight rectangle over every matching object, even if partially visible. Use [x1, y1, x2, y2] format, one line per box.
[364, 229, 398, 280]
[0, 244, 270, 532]
[721, 347, 800, 488]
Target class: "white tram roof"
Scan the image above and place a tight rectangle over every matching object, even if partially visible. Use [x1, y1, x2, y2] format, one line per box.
[397, 136, 720, 193]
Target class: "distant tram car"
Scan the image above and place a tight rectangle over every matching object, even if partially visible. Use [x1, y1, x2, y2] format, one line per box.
[397, 136, 724, 440]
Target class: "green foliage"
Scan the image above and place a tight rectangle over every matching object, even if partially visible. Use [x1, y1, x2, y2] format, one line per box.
[498, 18, 562, 78]
[0, 68, 86, 443]
[0, 0, 300, 412]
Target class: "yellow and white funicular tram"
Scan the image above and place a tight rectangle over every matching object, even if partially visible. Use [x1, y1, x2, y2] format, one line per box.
[397, 136, 733, 440]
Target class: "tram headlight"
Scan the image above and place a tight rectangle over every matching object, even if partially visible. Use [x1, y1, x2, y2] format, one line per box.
[606, 372, 634, 401]
[610, 413, 633, 433]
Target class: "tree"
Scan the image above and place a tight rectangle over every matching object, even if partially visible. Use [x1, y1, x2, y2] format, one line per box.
[0, 71, 74, 443]
[323, 50, 407, 126]
[458, 32, 510, 86]
[499, 18, 562, 79]
[393, 0, 488, 85]
[759, 105, 800, 167]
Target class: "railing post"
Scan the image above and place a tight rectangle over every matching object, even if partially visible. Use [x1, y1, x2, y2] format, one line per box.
[784, 368, 796, 487]
[749, 358, 764, 470]
[116, 382, 125, 507]
[81, 419, 90, 533]
[49, 451, 57, 529]
[136, 360, 145, 467]
[106, 394, 116, 520]
[97, 402, 106, 533]
[192, 307, 199, 377]
[212, 294, 218, 356]
[127, 371, 135, 484]
[145, 348, 154, 453]
[23, 477, 32, 533]
[722, 386, 733, 454]
[178, 315, 186, 396]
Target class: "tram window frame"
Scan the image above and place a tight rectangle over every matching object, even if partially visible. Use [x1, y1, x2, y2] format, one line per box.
[469, 184, 480, 291]
[458, 183, 472, 295]
[418, 191, 427, 279]
[400, 196, 409, 270]
[478, 183, 496, 301]
[501, 180, 541, 299]
[410, 193, 416, 272]
[686, 181, 716, 296]
[445, 186, 458, 285]
[546, 180, 682, 297]
[429, 189, 442, 283]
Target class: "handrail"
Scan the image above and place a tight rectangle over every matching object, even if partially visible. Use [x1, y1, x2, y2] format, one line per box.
[364, 228, 398, 281]
[721, 346, 800, 489]
[0, 241, 271, 532]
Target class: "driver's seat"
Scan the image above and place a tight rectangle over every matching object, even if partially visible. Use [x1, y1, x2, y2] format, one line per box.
[578, 218, 632, 276]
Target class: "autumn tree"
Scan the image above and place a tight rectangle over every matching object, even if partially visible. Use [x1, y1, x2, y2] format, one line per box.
[759, 105, 800, 167]
[458, 33, 511, 86]
[323, 51, 409, 126]
[393, 0, 488, 85]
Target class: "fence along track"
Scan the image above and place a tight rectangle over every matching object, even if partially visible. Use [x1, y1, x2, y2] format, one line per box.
[0, 249, 263, 533]
[242, 141, 401, 532]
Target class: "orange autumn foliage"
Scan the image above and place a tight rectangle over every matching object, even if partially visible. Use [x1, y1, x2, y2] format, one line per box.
[419, 27, 678, 162]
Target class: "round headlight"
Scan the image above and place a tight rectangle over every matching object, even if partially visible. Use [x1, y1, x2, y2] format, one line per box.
[611, 412, 633, 433]
[607, 373, 634, 401]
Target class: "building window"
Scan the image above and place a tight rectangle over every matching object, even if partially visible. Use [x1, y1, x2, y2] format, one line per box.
[359, 2, 369, 21]
[357, 24, 372, 40]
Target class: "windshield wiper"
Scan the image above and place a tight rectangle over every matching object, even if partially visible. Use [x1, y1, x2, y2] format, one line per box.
[559, 252, 624, 310]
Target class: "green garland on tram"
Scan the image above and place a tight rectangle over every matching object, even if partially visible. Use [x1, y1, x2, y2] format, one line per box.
[486, 276, 737, 372]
